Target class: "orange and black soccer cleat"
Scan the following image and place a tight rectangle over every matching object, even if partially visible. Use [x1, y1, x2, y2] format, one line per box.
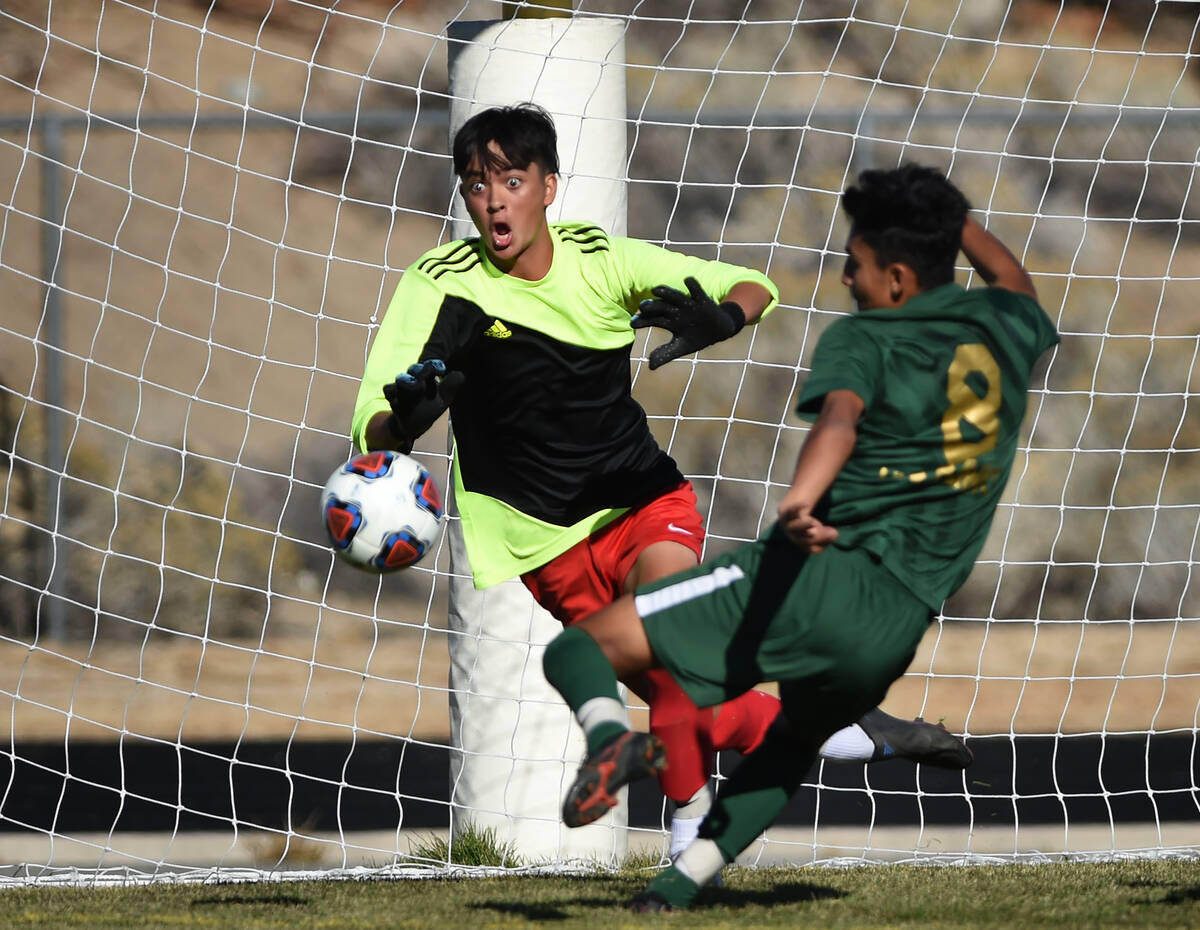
[562, 731, 667, 828]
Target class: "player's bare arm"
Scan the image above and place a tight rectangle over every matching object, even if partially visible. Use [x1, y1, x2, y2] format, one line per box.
[723, 280, 774, 325]
[363, 412, 395, 452]
[778, 388, 865, 552]
[960, 216, 1037, 300]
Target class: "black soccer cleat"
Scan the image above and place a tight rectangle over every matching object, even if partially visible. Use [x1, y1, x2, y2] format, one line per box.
[632, 866, 702, 912]
[562, 731, 667, 828]
[860, 708, 972, 769]
[630, 890, 675, 914]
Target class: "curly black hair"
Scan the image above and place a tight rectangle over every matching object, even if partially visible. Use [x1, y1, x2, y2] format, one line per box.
[452, 102, 559, 179]
[842, 164, 971, 288]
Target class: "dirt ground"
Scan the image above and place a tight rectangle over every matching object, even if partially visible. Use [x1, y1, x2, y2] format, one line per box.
[3, 616, 1195, 743]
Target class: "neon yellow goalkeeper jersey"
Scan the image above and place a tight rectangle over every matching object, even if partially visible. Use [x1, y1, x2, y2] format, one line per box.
[352, 222, 778, 588]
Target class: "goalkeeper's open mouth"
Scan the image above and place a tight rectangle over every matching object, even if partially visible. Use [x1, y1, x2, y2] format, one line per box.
[490, 221, 513, 251]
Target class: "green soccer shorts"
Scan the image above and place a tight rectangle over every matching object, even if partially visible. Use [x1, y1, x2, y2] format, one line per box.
[634, 530, 933, 740]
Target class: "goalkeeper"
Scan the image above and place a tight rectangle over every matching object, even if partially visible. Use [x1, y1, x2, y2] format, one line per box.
[351, 104, 969, 858]
[540, 164, 1060, 910]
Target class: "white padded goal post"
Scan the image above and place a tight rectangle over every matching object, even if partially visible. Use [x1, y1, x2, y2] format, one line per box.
[0, 0, 1197, 882]
[443, 15, 635, 864]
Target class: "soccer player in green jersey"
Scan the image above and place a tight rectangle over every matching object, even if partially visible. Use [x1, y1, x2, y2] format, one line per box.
[351, 105, 969, 858]
[539, 163, 1060, 911]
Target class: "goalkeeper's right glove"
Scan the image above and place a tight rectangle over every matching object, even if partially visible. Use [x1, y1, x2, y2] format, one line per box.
[631, 276, 746, 370]
[382, 359, 465, 453]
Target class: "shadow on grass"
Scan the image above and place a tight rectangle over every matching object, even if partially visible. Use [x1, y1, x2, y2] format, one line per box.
[190, 893, 310, 907]
[471, 900, 574, 920]
[1154, 885, 1200, 906]
[703, 881, 843, 909]
[470, 881, 843, 920]
[1125, 879, 1200, 906]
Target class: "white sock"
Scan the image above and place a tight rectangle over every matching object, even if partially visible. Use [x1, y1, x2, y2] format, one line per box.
[576, 696, 627, 742]
[669, 814, 704, 861]
[673, 783, 712, 820]
[669, 784, 711, 859]
[818, 723, 875, 761]
[674, 838, 728, 888]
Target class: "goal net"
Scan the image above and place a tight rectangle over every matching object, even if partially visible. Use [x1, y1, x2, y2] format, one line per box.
[0, 0, 1197, 883]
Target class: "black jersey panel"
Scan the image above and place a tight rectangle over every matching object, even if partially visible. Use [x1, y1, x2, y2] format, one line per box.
[416, 293, 493, 369]
[446, 320, 682, 526]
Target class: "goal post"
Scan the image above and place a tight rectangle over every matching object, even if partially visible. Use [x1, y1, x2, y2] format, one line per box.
[0, 0, 1196, 884]
[444, 14, 633, 864]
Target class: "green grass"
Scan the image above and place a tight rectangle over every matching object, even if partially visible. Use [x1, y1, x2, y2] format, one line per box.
[406, 825, 524, 867]
[0, 860, 1197, 929]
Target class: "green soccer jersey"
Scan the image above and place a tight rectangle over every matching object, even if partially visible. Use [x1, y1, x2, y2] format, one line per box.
[794, 283, 1059, 610]
[352, 222, 778, 588]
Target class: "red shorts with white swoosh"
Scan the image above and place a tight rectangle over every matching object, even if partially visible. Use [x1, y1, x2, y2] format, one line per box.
[520, 481, 706, 627]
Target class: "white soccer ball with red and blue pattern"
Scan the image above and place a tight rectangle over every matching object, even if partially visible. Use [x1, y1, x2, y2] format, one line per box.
[321, 451, 445, 572]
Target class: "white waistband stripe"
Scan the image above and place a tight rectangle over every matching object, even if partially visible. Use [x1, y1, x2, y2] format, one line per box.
[634, 564, 745, 617]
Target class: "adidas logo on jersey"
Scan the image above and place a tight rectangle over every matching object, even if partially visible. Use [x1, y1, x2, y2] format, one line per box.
[483, 320, 512, 339]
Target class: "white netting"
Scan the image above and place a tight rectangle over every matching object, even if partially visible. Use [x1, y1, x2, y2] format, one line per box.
[0, 0, 1197, 882]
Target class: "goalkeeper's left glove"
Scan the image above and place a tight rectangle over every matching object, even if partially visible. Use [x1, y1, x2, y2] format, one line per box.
[630, 276, 745, 370]
[382, 359, 465, 454]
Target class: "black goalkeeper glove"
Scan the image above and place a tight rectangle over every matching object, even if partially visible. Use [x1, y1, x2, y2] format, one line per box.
[630, 276, 746, 370]
[382, 359, 465, 454]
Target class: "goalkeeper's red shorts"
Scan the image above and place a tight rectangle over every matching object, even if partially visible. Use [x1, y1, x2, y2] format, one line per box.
[520, 481, 705, 627]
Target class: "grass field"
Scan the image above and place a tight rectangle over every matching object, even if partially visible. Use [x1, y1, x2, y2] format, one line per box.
[0, 859, 1198, 929]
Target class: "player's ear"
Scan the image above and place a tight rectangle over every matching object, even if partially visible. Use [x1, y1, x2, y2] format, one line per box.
[887, 263, 907, 303]
[542, 169, 557, 207]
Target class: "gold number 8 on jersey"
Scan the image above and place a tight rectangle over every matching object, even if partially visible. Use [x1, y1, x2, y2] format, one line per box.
[940, 343, 1002, 485]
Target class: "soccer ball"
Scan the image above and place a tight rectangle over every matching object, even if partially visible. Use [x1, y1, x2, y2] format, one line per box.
[320, 451, 445, 572]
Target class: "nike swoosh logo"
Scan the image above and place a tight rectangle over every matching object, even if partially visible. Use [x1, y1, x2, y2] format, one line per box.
[667, 523, 694, 536]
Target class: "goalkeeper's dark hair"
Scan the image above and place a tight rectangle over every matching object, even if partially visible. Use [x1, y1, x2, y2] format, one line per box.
[453, 102, 559, 178]
[842, 164, 970, 288]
